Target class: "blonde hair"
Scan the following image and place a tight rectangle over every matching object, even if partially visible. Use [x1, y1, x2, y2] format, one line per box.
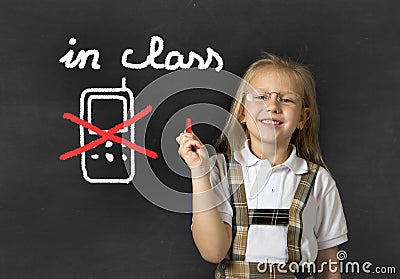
[215, 52, 329, 171]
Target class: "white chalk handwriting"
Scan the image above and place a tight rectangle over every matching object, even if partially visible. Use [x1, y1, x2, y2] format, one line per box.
[121, 35, 224, 72]
[59, 35, 223, 72]
[59, 37, 101, 70]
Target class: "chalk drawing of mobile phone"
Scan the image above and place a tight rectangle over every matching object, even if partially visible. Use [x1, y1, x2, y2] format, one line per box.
[80, 77, 134, 183]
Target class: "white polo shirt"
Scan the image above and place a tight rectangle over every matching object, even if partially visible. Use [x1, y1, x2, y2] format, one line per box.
[209, 141, 348, 264]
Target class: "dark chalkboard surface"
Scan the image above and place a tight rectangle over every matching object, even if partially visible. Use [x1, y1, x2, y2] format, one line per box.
[1, 1, 399, 278]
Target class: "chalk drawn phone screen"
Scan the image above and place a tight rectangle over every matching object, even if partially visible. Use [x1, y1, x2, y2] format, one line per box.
[80, 79, 134, 183]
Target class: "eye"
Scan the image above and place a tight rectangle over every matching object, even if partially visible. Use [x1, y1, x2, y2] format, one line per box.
[280, 97, 294, 103]
[255, 94, 267, 100]
[279, 93, 297, 103]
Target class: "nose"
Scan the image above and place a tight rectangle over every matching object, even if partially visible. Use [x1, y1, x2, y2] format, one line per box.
[264, 93, 281, 113]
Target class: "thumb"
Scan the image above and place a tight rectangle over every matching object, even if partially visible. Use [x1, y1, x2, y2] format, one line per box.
[190, 145, 211, 178]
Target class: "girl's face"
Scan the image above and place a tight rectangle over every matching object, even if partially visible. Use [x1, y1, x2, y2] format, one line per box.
[240, 66, 310, 152]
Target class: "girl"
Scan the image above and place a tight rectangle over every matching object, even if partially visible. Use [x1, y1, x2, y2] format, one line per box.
[177, 52, 348, 279]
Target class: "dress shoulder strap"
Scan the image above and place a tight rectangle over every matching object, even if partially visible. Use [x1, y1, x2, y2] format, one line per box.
[287, 161, 319, 263]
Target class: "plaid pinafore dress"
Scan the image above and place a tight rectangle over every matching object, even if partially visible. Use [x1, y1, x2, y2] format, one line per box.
[215, 155, 319, 279]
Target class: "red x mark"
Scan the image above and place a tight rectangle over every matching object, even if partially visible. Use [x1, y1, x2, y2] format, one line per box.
[60, 105, 158, 160]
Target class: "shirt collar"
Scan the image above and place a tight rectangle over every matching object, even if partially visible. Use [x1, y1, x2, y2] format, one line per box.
[233, 140, 308, 174]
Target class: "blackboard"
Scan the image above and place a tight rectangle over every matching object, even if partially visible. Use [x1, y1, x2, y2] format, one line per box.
[1, 1, 399, 278]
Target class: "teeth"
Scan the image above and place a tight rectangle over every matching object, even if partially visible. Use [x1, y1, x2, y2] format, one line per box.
[261, 119, 280, 125]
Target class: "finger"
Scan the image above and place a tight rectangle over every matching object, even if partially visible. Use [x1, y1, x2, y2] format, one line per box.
[181, 133, 204, 149]
[179, 139, 198, 155]
[182, 132, 194, 138]
[176, 132, 184, 144]
[184, 139, 204, 151]
[183, 132, 202, 144]
[179, 134, 192, 146]
[190, 133, 201, 141]
[175, 136, 180, 144]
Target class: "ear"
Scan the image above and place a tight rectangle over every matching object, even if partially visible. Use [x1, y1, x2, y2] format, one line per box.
[239, 104, 246, 124]
[298, 107, 311, 130]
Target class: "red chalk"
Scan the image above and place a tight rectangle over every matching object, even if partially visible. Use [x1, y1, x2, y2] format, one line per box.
[186, 118, 192, 133]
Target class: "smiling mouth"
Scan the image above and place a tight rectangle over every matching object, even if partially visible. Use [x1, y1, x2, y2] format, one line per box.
[259, 119, 282, 126]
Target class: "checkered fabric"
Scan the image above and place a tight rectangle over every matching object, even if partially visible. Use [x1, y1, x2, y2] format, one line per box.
[248, 209, 289, 225]
[287, 162, 319, 263]
[215, 155, 319, 279]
